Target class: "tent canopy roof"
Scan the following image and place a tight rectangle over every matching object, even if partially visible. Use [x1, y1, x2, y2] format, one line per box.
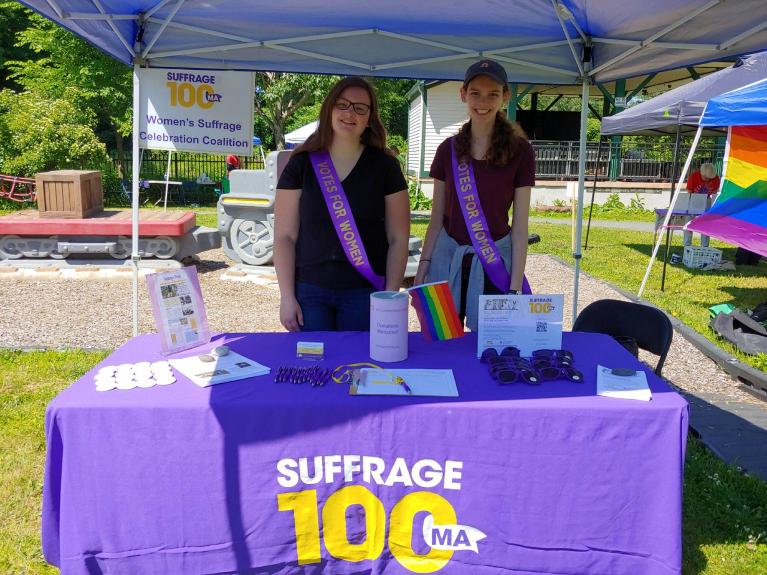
[600, 51, 767, 136]
[702, 78, 767, 126]
[18, 0, 767, 85]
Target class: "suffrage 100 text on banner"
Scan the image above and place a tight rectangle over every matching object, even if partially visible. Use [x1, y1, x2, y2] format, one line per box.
[276, 454, 486, 572]
[138, 69, 254, 155]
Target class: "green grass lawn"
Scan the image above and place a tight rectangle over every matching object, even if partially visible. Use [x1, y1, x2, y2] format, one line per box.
[1, 350, 765, 573]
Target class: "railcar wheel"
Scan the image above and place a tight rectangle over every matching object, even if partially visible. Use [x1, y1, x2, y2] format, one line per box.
[229, 217, 274, 266]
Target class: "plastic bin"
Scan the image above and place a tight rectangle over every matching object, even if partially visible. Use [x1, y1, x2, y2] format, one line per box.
[683, 245, 722, 268]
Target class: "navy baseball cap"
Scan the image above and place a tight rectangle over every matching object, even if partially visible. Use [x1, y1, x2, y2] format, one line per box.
[464, 59, 508, 86]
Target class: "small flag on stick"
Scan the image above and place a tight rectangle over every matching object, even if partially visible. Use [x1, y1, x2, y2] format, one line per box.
[408, 281, 464, 340]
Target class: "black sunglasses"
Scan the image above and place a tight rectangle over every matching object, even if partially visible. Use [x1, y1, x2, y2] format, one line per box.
[536, 365, 584, 382]
[493, 366, 540, 385]
[480, 346, 520, 363]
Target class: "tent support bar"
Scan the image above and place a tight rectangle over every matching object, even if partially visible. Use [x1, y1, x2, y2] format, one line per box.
[638, 126, 704, 297]
[131, 64, 141, 337]
[720, 20, 767, 50]
[491, 39, 578, 55]
[88, 0, 135, 56]
[142, 0, 186, 58]
[66, 13, 137, 20]
[376, 30, 477, 54]
[592, 37, 717, 51]
[551, 0, 585, 78]
[572, 78, 590, 323]
[491, 54, 574, 77]
[269, 44, 371, 69]
[149, 28, 376, 59]
[145, 0, 174, 19]
[44, 0, 64, 19]
[590, 0, 721, 76]
[376, 54, 482, 72]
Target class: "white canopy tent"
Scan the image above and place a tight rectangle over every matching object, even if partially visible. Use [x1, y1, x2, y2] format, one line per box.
[284, 120, 319, 148]
[18, 0, 767, 333]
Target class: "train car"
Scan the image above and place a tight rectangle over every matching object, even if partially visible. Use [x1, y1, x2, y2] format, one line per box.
[0, 173, 219, 261]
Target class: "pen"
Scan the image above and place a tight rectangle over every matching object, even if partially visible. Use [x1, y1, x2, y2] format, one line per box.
[395, 376, 412, 395]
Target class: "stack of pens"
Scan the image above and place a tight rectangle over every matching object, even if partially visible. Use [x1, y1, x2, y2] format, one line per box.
[275, 366, 333, 386]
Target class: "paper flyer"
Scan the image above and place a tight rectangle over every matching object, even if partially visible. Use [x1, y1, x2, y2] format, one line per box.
[169, 351, 270, 387]
[596, 365, 652, 401]
[476, 294, 564, 357]
[146, 267, 211, 354]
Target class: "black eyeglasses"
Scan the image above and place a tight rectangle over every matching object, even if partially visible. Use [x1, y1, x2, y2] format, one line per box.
[335, 98, 371, 115]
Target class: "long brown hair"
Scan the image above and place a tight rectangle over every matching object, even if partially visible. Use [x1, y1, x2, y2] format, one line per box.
[293, 77, 391, 155]
[454, 83, 527, 166]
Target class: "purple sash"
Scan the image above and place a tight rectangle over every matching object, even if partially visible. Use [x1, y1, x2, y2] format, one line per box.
[309, 150, 385, 291]
[450, 138, 531, 294]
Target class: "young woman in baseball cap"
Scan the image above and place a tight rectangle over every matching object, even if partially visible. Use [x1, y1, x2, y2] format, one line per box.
[415, 59, 535, 330]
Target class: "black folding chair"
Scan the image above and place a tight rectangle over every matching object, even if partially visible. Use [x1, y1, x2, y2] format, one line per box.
[573, 299, 673, 376]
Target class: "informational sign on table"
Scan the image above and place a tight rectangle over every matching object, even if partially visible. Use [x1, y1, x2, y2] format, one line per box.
[138, 68, 254, 155]
[146, 267, 211, 354]
[476, 294, 564, 356]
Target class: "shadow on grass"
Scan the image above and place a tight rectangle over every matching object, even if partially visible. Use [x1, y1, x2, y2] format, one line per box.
[676, 392, 767, 574]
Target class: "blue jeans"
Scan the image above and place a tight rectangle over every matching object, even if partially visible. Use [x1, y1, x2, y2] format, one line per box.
[295, 282, 374, 331]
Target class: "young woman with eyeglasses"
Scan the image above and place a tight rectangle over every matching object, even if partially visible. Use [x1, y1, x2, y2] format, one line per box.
[415, 59, 536, 331]
[274, 77, 410, 332]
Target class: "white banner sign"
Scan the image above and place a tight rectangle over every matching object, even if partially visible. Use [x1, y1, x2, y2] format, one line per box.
[138, 69, 254, 155]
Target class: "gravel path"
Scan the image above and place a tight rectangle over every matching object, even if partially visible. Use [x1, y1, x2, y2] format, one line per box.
[0, 249, 761, 405]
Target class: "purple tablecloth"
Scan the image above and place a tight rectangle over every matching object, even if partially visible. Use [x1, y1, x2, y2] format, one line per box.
[42, 331, 688, 575]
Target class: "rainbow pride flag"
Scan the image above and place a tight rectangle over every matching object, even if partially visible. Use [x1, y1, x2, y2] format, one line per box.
[687, 125, 767, 257]
[408, 281, 464, 340]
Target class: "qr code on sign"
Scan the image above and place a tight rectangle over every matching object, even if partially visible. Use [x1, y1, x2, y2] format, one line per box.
[536, 321, 548, 332]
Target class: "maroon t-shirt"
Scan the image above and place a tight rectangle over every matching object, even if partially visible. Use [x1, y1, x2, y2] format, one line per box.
[430, 137, 536, 245]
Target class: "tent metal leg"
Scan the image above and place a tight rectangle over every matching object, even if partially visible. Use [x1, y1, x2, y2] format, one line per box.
[661, 227, 671, 291]
[584, 138, 604, 250]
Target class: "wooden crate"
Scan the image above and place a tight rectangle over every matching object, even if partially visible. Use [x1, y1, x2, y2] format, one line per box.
[35, 170, 103, 219]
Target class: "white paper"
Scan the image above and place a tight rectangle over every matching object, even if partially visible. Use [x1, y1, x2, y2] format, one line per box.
[169, 351, 270, 387]
[596, 365, 652, 401]
[351, 369, 458, 397]
[476, 294, 564, 357]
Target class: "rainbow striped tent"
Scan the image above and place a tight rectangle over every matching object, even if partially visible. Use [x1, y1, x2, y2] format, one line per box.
[686, 80, 767, 257]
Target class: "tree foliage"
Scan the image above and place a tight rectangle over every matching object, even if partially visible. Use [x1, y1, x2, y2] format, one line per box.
[0, 89, 110, 176]
[0, 11, 130, 178]
[8, 12, 132, 137]
[0, 1, 33, 90]
[254, 72, 337, 149]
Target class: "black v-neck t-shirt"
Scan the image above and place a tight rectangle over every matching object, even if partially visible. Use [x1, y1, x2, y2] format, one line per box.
[277, 147, 407, 289]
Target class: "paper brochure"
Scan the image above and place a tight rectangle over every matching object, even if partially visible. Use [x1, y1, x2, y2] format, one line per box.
[169, 351, 270, 387]
[596, 365, 652, 401]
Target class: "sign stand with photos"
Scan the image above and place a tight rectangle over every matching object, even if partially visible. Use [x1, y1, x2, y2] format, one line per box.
[476, 294, 564, 356]
[146, 267, 211, 354]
